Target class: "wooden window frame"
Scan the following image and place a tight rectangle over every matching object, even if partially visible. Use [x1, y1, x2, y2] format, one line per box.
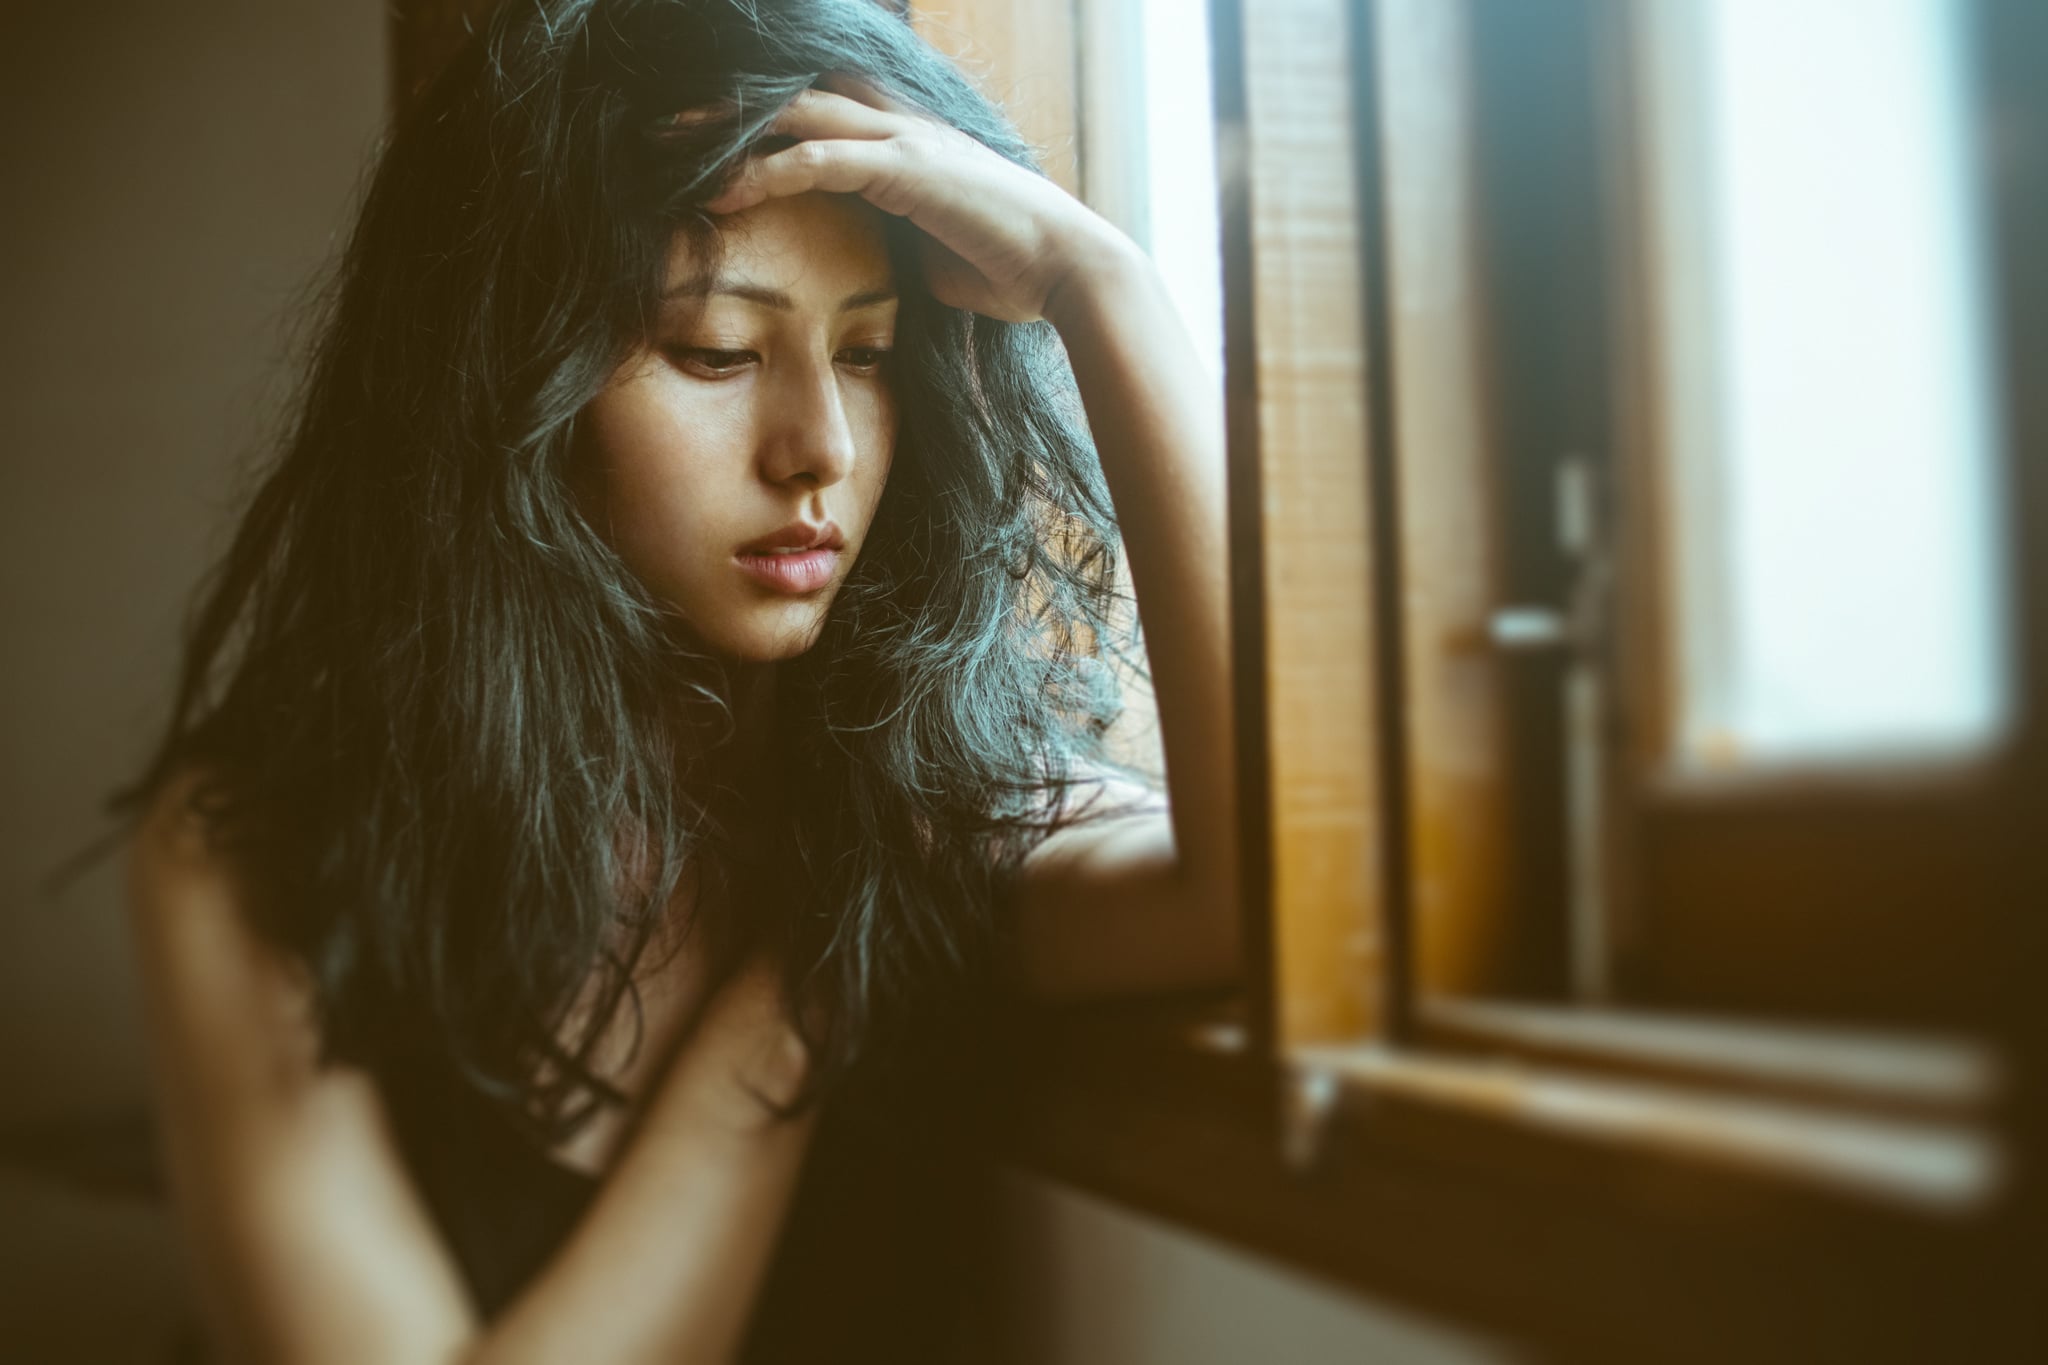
[967, 0, 2047, 1361]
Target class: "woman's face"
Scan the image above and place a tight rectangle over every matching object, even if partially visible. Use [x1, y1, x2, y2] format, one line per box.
[576, 191, 900, 662]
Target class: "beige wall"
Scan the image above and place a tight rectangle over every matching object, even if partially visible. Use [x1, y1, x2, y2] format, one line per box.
[963, 1167, 1524, 1365]
[0, 0, 387, 1129]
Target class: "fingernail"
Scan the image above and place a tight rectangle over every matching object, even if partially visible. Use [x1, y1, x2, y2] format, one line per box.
[644, 105, 728, 141]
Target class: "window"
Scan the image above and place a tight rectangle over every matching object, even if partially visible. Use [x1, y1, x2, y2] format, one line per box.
[977, 0, 2045, 1358]
[1075, 0, 1225, 391]
[1599, 0, 2020, 1027]
[386, 1, 2043, 1356]
[1640, 0, 2007, 771]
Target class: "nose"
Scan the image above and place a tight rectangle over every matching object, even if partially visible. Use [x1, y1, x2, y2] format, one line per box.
[758, 351, 859, 491]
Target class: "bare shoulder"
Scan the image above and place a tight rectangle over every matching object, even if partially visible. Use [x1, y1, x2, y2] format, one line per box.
[127, 760, 254, 898]
[124, 759, 324, 1077]
[128, 761, 251, 931]
[127, 762, 302, 983]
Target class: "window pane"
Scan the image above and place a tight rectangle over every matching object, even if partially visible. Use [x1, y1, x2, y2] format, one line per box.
[1080, 0, 1223, 390]
[1648, 0, 2008, 768]
[1139, 0, 1223, 391]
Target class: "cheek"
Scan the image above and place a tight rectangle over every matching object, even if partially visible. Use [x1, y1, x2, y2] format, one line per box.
[579, 382, 743, 565]
[855, 385, 899, 490]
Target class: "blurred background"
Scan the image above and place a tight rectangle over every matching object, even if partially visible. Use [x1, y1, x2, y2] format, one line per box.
[0, 1, 386, 1359]
[1, 0, 2038, 1361]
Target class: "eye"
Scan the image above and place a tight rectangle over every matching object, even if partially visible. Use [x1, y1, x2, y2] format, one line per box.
[837, 346, 894, 373]
[670, 346, 757, 377]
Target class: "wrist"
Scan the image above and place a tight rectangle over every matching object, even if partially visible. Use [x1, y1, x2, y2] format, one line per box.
[1040, 223, 1155, 334]
[655, 961, 815, 1133]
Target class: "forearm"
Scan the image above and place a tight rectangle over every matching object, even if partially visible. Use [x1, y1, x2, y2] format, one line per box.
[1043, 241, 1242, 915]
[465, 966, 819, 1365]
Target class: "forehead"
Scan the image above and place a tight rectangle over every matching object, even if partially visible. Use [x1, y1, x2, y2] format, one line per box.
[664, 191, 897, 304]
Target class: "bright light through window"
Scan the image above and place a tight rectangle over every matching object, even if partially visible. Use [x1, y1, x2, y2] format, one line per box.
[1080, 0, 1223, 391]
[1139, 0, 1223, 392]
[1656, 0, 2008, 768]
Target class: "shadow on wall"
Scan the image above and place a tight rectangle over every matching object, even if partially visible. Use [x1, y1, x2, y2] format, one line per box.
[966, 1167, 1527, 1365]
[0, 1, 386, 1358]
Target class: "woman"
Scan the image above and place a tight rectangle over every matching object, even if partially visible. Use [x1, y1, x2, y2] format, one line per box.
[114, 0, 1238, 1360]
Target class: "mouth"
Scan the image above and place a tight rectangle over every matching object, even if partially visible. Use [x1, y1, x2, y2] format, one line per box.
[739, 519, 845, 554]
[733, 545, 840, 594]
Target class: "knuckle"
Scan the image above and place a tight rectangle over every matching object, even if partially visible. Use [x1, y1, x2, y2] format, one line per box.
[886, 132, 933, 179]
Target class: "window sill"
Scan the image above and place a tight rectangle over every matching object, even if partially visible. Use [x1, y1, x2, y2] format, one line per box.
[969, 991, 2032, 1365]
[1413, 994, 2001, 1118]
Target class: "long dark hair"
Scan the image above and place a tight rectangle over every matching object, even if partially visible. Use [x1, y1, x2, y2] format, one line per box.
[88, 0, 1155, 1141]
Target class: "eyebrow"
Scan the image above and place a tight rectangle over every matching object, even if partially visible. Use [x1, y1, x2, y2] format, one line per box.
[661, 279, 898, 312]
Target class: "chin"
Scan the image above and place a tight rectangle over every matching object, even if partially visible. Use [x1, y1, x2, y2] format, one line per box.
[698, 603, 830, 664]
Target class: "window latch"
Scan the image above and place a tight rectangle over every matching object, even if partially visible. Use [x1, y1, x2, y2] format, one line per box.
[1281, 1062, 1346, 1176]
[1483, 454, 1619, 1000]
[1487, 455, 1608, 656]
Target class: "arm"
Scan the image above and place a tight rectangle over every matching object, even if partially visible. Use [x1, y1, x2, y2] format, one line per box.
[127, 771, 478, 1365]
[1007, 244, 1241, 1001]
[474, 957, 819, 1365]
[129, 769, 819, 1365]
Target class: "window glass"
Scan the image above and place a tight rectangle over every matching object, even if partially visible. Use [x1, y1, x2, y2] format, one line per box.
[1648, 0, 2007, 768]
[1081, 0, 1223, 391]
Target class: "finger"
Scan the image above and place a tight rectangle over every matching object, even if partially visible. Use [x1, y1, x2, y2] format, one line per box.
[811, 70, 925, 119]
[655, 87, 894, 152]
[652, 103, 728, 132]
[755, 86, 901, 143]
[812, 73, 957, 142]
[705, 137, 910, 215]
[643, 100, 737, 146]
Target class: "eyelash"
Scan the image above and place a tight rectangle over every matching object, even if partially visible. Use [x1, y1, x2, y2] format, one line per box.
[670, 346, 894, 378]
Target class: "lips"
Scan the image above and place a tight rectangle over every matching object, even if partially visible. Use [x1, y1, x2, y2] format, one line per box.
[738, 520, 844, 554]
[734, 546, 839, 594]
[733, 519, 846, 595]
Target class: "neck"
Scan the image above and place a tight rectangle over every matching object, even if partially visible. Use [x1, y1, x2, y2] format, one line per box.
[729, 660, 778, 763]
